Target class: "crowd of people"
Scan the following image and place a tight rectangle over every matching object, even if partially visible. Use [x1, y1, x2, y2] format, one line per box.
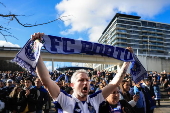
[0, 66, 170, 113]
[0, 71, 51, 113]
[0, 67, 170, 113]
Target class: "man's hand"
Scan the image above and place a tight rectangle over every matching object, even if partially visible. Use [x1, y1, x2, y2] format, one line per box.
[31, 32, 44, 41]
[133, 94, 139, 102]
[25, 89, 30, 97]
[126, 47, 133, 53]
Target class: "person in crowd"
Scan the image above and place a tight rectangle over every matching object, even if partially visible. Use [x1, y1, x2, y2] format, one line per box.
[15, 73, 23, 83]
[5, 79, 15, 95]
[87, 70, 92, 79]
[32, 32, 132, 113]
[95, 83, 104, 92]
[0, 80, 7, 113]
[65, 87, 73, 95]
[160, 72, 167, 89]
[20, 80, 25, 88]
[89, 80, 96, 94]
[142, 78, 156, 113]
[8, 86, 22, 113]
[56, 81, 65, 90]
[3, 79, 15, 113]
[34, 78, 48, 113]
[43, 93, 52, 113]
[119, 79, 139, 107]
[153, 81, 161, 106]
[17, 77, 37, 113]
[167, 72, 170, 83]
[99, 87, 136, 113]
[133, 79, 156, 113]
[166, 83, 170, 99]
[133, 82, 146, 113]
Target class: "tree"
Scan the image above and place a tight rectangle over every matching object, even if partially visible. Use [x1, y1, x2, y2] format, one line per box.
[0, 2, 67, 41]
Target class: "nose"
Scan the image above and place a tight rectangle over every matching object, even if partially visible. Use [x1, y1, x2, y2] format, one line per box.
[115, 93, 119, 96]
[83, 80, 87, 84]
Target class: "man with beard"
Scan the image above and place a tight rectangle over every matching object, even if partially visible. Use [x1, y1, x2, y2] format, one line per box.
[32, 32, 132, 113]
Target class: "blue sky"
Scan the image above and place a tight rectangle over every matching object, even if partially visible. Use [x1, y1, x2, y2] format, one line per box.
[1, 0, 170, 71]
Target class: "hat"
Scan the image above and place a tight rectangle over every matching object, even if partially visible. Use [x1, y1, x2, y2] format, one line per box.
[90, 80, 95, 82]
[7, 79, 13, 83]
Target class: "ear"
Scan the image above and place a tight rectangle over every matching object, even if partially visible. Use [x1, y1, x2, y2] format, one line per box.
[70, 83, 74, 88]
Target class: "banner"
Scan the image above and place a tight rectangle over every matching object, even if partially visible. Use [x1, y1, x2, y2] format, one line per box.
[12, 35, 147, 83]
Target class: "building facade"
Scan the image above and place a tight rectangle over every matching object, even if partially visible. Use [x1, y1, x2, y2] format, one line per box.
[94, 13, 170, 72]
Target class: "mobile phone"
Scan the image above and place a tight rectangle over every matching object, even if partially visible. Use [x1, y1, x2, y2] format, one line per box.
[135, 92, 140, 96]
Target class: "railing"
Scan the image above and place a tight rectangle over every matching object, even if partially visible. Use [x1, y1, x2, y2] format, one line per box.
[0, 47, 49, 53]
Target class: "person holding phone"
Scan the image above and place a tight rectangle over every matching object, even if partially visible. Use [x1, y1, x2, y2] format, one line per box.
[119, 79, 139, 107]
[17, 77, 37, 113]
[133, 80, 155, 113]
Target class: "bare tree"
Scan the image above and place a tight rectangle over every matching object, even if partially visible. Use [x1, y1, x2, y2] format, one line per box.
[0, 2, 67, 41]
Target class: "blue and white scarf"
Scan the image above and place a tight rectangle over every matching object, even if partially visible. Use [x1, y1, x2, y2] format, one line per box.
[12, 35, 147, 83]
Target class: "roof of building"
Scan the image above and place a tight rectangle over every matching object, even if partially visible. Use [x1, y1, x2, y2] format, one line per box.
[102, 13, 141, 34]
[56, 66, 94, 71]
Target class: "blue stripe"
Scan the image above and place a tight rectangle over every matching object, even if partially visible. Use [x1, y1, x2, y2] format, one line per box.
[61, 89, 72, 98]
[89, 90, 102, 98]
[53, 101, 63, 113]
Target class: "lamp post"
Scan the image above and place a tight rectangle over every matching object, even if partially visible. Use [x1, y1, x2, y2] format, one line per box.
[147, 36, 150, 72]
[148, 36, 150, 57]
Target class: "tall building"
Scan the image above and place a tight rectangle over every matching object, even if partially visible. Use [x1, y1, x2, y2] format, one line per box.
[98, 13, 170, 58]
[91, 13, 170, 72]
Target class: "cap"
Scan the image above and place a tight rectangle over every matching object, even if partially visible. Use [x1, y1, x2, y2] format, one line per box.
[7, 79, 13, 83]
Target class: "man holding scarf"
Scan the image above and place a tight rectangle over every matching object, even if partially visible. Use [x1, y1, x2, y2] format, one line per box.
[31, 32, 133, 113]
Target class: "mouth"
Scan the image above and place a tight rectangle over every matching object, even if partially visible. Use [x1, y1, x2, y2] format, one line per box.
[82, 87, 88, 93]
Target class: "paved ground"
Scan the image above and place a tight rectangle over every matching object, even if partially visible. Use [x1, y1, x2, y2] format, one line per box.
[49, 101, 170, 113]
[154, 101, 170, 113]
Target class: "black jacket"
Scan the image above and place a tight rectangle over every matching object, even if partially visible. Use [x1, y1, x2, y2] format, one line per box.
[34, 86, 48, 110]
[18, 87, 37, 112]
[8, 95, 19, 112]
[99, 100, 136, 113]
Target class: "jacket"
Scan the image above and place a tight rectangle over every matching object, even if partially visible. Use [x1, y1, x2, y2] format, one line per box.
[17, 87, 37, 112]
[99, 100, 136, 113]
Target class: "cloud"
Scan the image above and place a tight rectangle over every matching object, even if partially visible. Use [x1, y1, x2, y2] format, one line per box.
[45, 62, 52, 71]
[0, 40, 20, 47]
[77, 37, 83, 40]
[45, 62, 58, 71]
[56, 0, 170, 42]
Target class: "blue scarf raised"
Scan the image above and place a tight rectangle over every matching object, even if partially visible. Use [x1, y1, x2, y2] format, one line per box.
[12, 35, 147, 83]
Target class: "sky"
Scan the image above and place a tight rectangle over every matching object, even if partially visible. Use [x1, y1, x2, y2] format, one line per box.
[1, 0, 170, 71]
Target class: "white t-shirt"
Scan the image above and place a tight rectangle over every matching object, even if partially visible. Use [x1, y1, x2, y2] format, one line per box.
[53, 90, 105, 113]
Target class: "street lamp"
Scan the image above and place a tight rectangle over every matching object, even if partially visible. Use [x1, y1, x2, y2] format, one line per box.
[148, 36, 150, 57]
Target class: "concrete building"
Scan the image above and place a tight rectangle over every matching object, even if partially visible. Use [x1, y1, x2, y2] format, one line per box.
[93, 13, 170, 72]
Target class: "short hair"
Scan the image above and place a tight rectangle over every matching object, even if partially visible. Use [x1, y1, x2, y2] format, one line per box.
[143, 78, 151, 82]
[71, 69, 89, 83]
[24, 77, 33, 83]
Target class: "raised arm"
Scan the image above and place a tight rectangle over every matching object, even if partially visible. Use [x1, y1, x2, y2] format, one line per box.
[102, 47, 132, 99]
[32, 33, 60, 100]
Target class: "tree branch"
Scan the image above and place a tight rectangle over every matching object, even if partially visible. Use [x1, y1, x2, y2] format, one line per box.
[0, 12, 70, 41]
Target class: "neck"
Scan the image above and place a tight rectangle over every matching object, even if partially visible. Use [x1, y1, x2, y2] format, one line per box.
[106, 99, 119, 105]
[107, 99, 117, 105]
[73, 93, 87, 101]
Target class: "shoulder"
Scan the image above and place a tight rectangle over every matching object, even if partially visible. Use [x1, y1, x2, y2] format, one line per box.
[98, 101, 110, 113]
[120, 100, 136, 113]
[120, 100, 133, 108]
[89, 90, 102, 98]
